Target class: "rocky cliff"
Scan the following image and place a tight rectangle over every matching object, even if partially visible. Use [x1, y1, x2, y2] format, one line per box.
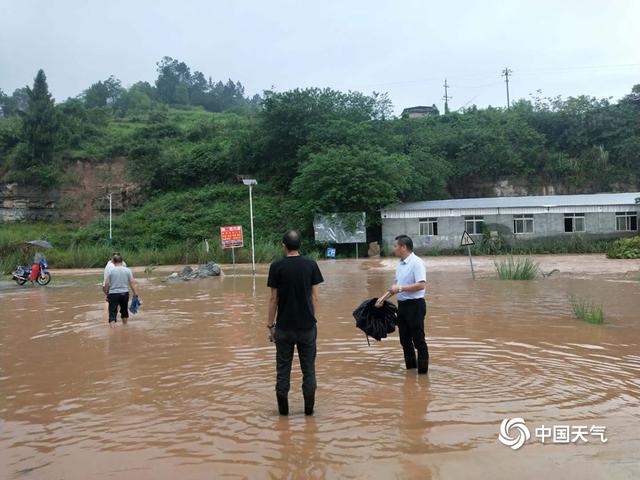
[2, 162, 635, 225]
[0, 158, 140, 224]
[452, 179, 638, 198]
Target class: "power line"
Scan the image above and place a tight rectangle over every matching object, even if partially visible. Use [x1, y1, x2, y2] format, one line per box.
[518, 62, 640, 75]
[339, 62, 640, 91]
[455, 95, 478, 112]
[502, 67, 512, 108]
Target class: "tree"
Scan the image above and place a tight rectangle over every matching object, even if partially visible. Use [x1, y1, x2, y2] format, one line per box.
[620, 84, 640, 107]
[0, 88, 7, 116]
[150, 56, 257, 112]
[57, 98, 91, 149]
[155, 56, 191, 105]
[290, 146, 413, 220]
[83, 76, 124, 108]
[248, 93, 263, 110]
[254, 88, 394, 190]
[188, 70, 208, 106]
[20, 69, 58, 167]
[0, 115, 22, 155]
[84, 81, 108, 108]
[404, 149, 451, 201]
[197, 78, 252, 112]
[113, 81, 155, 115]
[0, 87, 30, 116]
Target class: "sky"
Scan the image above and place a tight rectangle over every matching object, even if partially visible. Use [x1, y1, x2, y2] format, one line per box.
[1, 0, 639, 114]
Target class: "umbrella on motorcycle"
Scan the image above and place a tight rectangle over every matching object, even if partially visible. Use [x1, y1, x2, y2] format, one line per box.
[17, 240, 54, 250]
[11, 240, 53, 286]
[353, 298, 398, 345]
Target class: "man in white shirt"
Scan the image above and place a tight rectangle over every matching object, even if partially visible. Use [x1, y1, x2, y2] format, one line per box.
[375, 235, 429, 374]
[103, 254, 137, 327]
[103, 252, 127, 287]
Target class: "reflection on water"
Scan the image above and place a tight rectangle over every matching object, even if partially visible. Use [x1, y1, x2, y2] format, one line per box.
[1, 260, 639, 479]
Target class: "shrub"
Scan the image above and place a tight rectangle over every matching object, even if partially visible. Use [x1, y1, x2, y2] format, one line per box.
[606, 236, 640, 259]
[495, 255, 540, 280]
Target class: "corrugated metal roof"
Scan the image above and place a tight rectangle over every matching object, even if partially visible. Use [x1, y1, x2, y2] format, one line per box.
[383, 192, 640, 212]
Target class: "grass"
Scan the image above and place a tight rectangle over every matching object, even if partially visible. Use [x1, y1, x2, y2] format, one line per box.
[473, 230, 615, 256]
[0, 223, 79, 273]
[0, 223, 321, 273]
[395, 237, 614, 257]
[509, 237, 613, 255]
[1, 242, 319, 273]
[0, 222, 78, 246]
[569, 295, 605, 324]
[66, 107, 249, 159]
[494, 255, 540, 280]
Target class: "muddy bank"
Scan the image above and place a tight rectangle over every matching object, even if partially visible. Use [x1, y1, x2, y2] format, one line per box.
[46, 253, 640, 278]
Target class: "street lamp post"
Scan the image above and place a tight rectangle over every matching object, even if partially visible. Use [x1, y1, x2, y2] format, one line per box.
[242, 178, 257, 274]
[108, 192, 113, 248]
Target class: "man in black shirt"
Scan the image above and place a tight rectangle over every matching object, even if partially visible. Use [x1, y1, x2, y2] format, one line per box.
[267, 230, 324, 416]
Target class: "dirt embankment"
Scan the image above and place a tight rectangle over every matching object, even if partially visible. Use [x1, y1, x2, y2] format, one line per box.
[0, 158, 139, 224]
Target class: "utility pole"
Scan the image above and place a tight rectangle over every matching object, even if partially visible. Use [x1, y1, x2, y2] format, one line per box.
[442, 78, 452, 114]
[502, 67, 512, 109]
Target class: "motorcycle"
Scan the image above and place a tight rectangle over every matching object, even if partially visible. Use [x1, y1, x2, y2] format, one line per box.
[12, 260, 52, 286]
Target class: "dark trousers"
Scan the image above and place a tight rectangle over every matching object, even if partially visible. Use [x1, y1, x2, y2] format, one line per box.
[397, 298, 428, 369]
[275, 325, 317, 397]
[107, 292, 129, 322]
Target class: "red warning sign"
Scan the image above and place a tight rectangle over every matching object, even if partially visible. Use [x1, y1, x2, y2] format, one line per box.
[220, 225, 244, 249]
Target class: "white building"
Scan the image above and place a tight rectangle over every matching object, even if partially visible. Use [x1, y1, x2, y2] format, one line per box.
[381, 192, 640, 251]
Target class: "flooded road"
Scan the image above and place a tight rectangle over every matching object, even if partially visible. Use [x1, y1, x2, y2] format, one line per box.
[1, 256, 639, 479]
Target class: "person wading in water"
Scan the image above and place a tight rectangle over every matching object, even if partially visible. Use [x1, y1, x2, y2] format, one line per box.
[103, 254, 137, 328]
[376, 235, 429, 374]
[267, 230, 324, 415]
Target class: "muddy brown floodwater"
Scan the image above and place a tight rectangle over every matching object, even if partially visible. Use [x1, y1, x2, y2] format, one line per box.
[1, 255, 639, 479]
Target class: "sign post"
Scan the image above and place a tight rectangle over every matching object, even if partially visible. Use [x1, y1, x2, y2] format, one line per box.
[460, 230, 476, 280]
[221, 225, 244, 274]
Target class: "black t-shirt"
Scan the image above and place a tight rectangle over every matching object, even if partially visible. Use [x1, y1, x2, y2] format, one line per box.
[267, 255, 324, 330]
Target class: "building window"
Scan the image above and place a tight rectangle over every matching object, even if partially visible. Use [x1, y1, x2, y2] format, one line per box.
[419, 217, 438, 236]
[464, 216, 484, 235]
[513, 214, 534, 234]
[616, 211, 638, 231]
[564, 213, 585, 233]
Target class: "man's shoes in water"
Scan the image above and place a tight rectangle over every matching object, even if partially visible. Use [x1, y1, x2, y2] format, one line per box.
[277, 395, 289, 416]
[304, 394, 315, 416]
[405, 357, 417, 370]
[418, 359, 429, 374]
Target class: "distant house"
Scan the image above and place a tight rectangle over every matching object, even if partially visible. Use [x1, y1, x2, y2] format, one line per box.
[402, 105, 440, 118]
[381, 192, 640, 251]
